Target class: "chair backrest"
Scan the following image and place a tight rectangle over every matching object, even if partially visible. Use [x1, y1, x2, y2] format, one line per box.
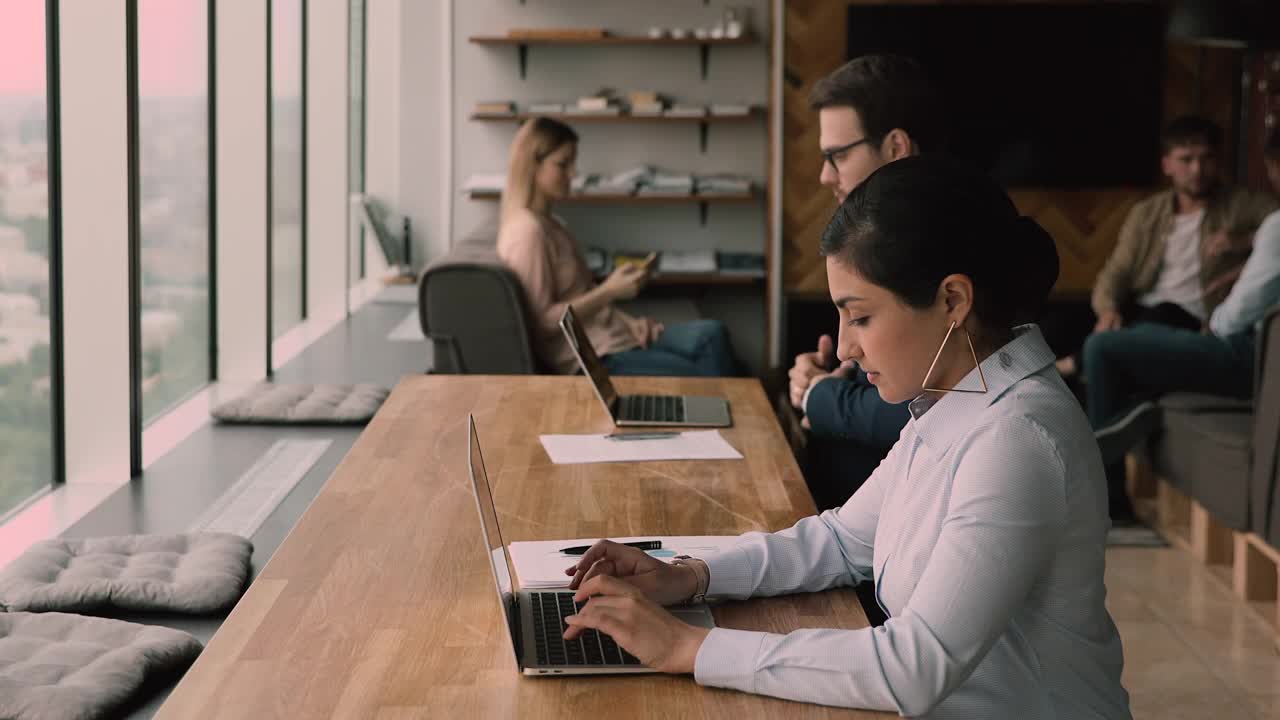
[1250, 305, 1280, 544]
[418, 230, 541, 375]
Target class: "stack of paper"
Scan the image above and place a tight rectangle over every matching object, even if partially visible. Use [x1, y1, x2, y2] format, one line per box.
[710, 103, 752, 117]
[528, 102, 566, 114]
[638, 171, 694, 196]
[580, 166, 651, 196]
[475, 100, 516, 115]
[659, 250, 717, 274]
[508, 535, 741, 588]
[696, 174, 752, 195]
[538, 430, 742, 464]
[665, 104, 708, 118]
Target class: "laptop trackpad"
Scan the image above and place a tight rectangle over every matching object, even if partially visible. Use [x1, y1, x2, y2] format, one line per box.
[683, 396, 731, 427]
[670, 604, 716, 629]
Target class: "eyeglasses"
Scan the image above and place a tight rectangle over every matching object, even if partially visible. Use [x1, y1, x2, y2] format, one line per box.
[821, 138, 871, 173]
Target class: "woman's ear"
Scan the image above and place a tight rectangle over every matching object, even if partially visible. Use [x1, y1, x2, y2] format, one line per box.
[938, 273, 975, 325]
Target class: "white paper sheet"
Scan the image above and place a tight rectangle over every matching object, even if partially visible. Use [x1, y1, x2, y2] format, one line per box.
[538, 430, 743, 465]
[508, 535, 741, 588]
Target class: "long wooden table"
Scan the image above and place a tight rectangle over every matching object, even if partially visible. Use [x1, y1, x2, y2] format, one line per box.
[158, 376, 889, 718]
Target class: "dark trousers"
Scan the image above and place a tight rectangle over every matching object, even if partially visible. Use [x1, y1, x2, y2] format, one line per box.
[1083, 322, 1255, 516]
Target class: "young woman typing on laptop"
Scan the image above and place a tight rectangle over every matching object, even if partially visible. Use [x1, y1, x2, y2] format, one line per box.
[561, 157, 1132, 718]
[497, 117, 739, 377]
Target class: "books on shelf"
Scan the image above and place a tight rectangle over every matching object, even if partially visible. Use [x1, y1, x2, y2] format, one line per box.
[527, 102, 566, 114]
[696, 174, 752, 196]
[659, 250, 717, 274]
[709, 103, 752, 117]
[637, 170, 694, 196]
[716, 251, 766, 277]
[584, 247, 609, 275]
[664, 104, 708, 118]
[474, 100, 515, 115]
[579, 167, 647, 196]
[565, 106, 622, 116]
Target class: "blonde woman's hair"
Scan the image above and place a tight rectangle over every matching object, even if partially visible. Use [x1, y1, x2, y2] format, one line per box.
[501, 117, 579, 222]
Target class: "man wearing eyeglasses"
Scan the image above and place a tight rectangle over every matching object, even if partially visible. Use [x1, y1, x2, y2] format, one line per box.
[788, 55, 947, 511]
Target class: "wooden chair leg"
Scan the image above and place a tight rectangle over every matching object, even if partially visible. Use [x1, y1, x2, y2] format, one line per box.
[1233, 533, 1279, 604]
[1126, 453, 1156, 499]
[1190, 502, 1233, 565]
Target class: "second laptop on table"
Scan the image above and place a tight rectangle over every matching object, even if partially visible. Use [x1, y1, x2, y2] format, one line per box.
[558, 306, 732, 427]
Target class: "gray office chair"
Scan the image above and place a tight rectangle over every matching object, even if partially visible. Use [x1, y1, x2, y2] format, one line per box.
[418, 232, 543, 375]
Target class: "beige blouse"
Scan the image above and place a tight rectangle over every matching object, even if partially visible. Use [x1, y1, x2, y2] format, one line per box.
[497, 209, 638, 373]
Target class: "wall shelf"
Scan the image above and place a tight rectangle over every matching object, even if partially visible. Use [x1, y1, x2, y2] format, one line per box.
[467, 189, 759, 225]
[469, 34, 757, 79]
[471, 109, 763, 152]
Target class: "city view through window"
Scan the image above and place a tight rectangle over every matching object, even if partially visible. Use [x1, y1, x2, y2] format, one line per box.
[138, 0, 211, 423]
[0, 1, 53, 517]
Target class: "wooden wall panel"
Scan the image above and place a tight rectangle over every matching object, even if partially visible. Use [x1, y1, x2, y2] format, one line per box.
[783, 1, 1243, 300]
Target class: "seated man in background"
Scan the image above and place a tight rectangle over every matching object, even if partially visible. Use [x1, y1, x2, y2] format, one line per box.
[1058, 115, 1278, 378]
[1086, 127, 1280, 524]
[786, 54, 945, 510]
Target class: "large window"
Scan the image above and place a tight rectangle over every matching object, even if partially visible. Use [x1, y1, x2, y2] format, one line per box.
[0, 1, 54, 516]
[136, 0, 211, 422]
[347, 0, 364, 286]
[272, 0, 305, 337]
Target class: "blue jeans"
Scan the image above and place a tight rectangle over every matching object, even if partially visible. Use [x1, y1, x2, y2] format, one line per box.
[1083, 323, 1255, 430]
[602, 319, 739, 377]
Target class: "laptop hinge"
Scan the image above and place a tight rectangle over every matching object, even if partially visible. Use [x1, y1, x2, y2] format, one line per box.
[510, 593, 524, 667]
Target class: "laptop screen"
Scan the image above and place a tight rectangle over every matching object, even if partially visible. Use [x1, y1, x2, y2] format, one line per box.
[466, 415, 522, 668]
[559, 306, 619, 414]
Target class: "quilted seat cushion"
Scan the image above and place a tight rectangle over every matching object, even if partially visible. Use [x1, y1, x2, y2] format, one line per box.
[0, 611, 201, 720]
[211, 383, 389, 424]
[0, 533, 252, 615]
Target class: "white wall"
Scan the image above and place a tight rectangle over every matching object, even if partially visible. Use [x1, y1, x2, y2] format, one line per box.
[59, 0, 131, 485]
[216, 2, 269, 381]
[398, 0, 452, 265]
[307, 0, 349, 324]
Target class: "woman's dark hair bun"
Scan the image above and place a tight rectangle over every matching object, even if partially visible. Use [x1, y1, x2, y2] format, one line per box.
[820, 155, 1060, 332]
[1003, 215, 1059, 324]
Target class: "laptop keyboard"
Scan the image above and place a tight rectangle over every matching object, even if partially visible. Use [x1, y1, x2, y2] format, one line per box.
[531, 592, 642, 667]
[619, 395, 685, 423]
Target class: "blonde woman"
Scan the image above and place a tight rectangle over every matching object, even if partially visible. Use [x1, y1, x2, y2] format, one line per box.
[497, 117, 738, 376]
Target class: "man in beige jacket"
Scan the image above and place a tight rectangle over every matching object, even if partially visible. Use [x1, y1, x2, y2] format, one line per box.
[1059, 116, 1277, 377]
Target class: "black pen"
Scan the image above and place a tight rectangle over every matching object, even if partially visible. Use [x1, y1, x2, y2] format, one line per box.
[605, 432, 679, 441]
[559, 540, 662, 555]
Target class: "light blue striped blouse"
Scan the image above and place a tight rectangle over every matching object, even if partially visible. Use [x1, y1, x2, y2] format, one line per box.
[694, 325, 1131, 719]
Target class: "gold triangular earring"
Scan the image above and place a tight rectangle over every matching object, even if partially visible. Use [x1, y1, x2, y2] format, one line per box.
[921, 321, 988, 394]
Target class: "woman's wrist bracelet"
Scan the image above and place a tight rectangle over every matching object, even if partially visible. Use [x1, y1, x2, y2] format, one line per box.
[672, 556, 710, 603]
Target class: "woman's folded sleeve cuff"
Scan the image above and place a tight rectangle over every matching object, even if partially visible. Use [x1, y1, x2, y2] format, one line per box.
[694, 627, 768, 692]
[701, 545, 757, 599]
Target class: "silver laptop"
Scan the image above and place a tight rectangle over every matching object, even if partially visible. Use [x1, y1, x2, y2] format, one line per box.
[466, 415, 715, 676]
[558, 306, 732, 427]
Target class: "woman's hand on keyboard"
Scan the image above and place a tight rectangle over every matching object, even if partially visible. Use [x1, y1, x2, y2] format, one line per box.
[563, 574, 710, 674]
[566, 539, 697, 606]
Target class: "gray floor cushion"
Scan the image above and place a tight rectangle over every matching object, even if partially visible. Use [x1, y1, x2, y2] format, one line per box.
[211, 382, 389, 424]
[0, 533, 252, 615]
[0, 611, 201, 720]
